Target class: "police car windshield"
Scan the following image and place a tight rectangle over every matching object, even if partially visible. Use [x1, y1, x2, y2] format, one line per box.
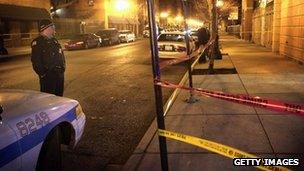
[119, 31, 131, 34]
[158, 34, 185, 42]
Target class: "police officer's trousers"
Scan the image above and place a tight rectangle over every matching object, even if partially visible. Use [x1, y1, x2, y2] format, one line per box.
[39, 72, 64, 96]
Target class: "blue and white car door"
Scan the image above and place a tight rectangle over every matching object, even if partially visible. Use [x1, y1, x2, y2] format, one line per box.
[7, 103, 75, 170]
[0, 122, 21, 171]
[8, 111, 53, 170]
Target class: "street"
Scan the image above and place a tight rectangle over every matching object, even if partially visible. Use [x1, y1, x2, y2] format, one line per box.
[0, 39, 187, 170]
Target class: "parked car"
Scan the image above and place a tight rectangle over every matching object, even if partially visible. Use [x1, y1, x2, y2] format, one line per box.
[119, 30, 136, 43]
[143, 26, 164, 38]
[64, 33, 101, 50]
[157, 32, 196, 59]
[96, 28, 120, 45]
[0, 89, 85, 171]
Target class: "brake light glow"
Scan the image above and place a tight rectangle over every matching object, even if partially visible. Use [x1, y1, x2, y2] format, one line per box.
[176, 46, 186, 52]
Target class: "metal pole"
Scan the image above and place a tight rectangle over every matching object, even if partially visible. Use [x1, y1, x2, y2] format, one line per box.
[181, 0, 198, 103]
[146, 0, 169, 170]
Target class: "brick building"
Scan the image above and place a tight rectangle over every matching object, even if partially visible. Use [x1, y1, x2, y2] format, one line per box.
[242, 0, 304, 63]
[0, 0, 51, 47]
[55, 0, 143, 35]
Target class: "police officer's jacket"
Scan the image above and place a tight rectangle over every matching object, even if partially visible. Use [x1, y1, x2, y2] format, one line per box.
[31, 35, 65, 76]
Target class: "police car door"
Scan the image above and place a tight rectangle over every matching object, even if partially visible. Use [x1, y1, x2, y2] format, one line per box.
[0, 119, 21, 170]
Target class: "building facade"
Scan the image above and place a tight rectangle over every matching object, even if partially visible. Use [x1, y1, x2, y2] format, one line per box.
[56, 0, 142, 35]
[0, 0, 161, 47]
[242, 0, 304, 63]
[0, 0, 51, 47]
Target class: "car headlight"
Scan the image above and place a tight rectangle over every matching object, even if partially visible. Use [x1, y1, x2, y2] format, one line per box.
[75, 104, 84, 119]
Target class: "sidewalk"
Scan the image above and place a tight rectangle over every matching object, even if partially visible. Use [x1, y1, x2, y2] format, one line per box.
[122, 35, 304, 171]
[0, 39, 68, 59]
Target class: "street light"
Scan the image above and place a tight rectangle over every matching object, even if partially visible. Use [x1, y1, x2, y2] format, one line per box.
[175, 16, 183, 22]
[216, 0, 224, 7]
[115, 0, 130, 11]
[160, 12, 169, 18]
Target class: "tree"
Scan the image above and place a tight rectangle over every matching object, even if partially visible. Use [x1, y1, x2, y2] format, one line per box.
[191, 0, 211, 21]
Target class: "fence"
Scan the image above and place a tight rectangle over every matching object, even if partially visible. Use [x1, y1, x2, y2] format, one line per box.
[3, 33, 39, 47]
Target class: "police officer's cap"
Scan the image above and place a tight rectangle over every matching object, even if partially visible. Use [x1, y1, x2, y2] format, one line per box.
[39, 19, 54, 32]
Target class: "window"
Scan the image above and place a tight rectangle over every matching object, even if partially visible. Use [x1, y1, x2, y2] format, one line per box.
[158, 34, 185, 42]
[20, 21, 30, 38]
[1, 20, 10, 39]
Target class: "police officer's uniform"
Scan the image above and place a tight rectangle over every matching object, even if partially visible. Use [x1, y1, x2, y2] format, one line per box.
[31, 20, 66, 96]
[197, 27, 210, 63]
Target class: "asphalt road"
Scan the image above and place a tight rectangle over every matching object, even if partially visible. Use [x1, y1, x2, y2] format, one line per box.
[0, 39, 187, 170]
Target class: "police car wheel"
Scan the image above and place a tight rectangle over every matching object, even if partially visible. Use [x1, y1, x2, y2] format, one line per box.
[36, 127, 62, 171]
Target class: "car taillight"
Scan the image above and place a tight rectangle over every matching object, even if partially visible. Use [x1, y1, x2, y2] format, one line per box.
[76, 41, 84, 45]
[158, 45, 163, 51]
[176, 46, 186, 52]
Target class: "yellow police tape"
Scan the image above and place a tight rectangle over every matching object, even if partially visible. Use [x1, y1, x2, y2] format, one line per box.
[158, 129, 291, 171]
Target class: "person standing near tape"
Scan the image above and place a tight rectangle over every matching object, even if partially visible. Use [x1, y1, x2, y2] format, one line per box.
[31, 19, 66, 96]
[196, 27, 210, 63]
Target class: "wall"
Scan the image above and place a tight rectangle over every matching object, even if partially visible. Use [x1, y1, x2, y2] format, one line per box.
[0, 0, 50, 9]
[54, 18, 81, 38]
[241, 0, 253, 40]
[279, 0, 304, 63]
[252, 4, 273, 49]
[244, 0, 304, 63]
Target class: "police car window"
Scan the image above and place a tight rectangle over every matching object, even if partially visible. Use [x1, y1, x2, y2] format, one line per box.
[158, 34, 185, 42]
[120, 31, 131, 34]
[191, 31, 198, 36]
[72, 34, 85, 39]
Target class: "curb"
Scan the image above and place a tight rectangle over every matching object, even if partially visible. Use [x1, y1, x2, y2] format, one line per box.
[121, 71, 190, 170]
[0, 53, 30, 59]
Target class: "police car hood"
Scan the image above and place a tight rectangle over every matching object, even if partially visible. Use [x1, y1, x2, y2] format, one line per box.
[0, 89, 77, 120]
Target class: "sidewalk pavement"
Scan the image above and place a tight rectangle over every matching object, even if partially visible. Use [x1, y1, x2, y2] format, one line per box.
[0, 39, 68, 59]
[122, 35, 304, 171]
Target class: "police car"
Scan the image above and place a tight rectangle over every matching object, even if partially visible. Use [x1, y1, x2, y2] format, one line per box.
[157, 32, 196, 59]
[0, 89, 86, 171]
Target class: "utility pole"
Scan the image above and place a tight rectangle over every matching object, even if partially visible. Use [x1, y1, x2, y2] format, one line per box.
[146, 0, 169, 170]
[182, 0, 198, 103]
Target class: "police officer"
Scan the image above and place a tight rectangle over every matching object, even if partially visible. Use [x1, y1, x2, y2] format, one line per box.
[197, 27, 210, 63]
[31, 19, 65, 96]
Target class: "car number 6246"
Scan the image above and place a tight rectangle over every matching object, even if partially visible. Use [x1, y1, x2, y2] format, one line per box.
[16, 112, 50, 137]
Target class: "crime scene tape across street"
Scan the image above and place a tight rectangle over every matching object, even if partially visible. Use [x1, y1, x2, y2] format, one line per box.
[155, 80, 304, 116]
[159, 39, 215, 69]
[158, 129, 291, 171]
